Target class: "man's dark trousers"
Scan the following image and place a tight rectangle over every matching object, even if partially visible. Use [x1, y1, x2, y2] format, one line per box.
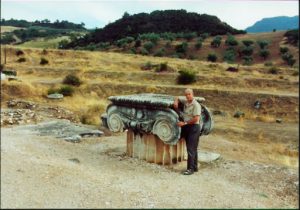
[181, 124, 201, 171]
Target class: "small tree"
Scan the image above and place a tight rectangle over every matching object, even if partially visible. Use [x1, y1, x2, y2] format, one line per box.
[223, 48, 236, 63]
[134, 39, 141, 48]
[154, 48, 165, 57]
[242, 40, 254, 47]
[143, 41, 155, 51]
[207, 53, 217, 62]
[225, 35, 238, 46]
[242, 56, 253, 65]
[211, 36, 222, 48]
[175, 42, 188, 54]
[259, 49, 270, 60]
[195, 40, 202, 49]
[241, 46, 254, 56]
[140, 47, 149, 55]
[257, 40, 269, 49]
[199, 33, 209, 40]
[279, 47, 289, 54]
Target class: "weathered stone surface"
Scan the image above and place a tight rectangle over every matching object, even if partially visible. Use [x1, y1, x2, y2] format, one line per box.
[1, 73, 6, 80]
[103, 93, 213, 145]
[47, 93, 64, 99]
[198, 151, 221, 163]
[64, 135, 82, 143]
[276, 118, 282, 123]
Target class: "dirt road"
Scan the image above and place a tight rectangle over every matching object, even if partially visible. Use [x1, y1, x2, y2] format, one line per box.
[1, 120, 298, 208]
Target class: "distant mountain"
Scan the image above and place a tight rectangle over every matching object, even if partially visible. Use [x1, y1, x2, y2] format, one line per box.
[246, 16, 299, 33]
[66, 9, 245, 47]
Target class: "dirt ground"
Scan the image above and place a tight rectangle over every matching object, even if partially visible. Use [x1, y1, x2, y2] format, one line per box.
[1, 116, 298, 208]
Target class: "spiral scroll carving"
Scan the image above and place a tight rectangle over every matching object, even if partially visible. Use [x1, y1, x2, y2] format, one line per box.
[107, 113, 124, 132]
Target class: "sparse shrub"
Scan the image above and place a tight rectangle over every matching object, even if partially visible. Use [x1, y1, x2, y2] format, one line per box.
[59, 85, 74, 96]
[257, 40, 269, 49]
[63, 74, 81, 86]
[282, 53, 296, 66]
[165, 41, 172, 48]
[160, 32, 176, 41]
[292, 70, 299, 76]
[242, 40, 254, 47]
[183, 32, 197, 41]
[269, 67, 279, 74]
[207, 53, 217, 62]
[225, 35, 238, 46]
[177, 69, 197, 84]
[241, 46, 254, 56]
[17, 57, 26, 63]
[140, 47, 149, 55]
[195, 40, 202, 49]
[242, 56, 253, 65]
[16, 50, 24, 56]
[211, 36, 222, 48]
[188, 55, 196, 60]
[139, 33, 160, 44]
[58, 39, 70, 49]
[116, 36, 134, 48]
[129, 48, 136, 54]
[143, 41, 155, 51]
[155, 62, 168, 72]
[279, 47, 289, 54]
[175, 42, 188, 54]
[223, 48, 236, 63]
[40, 57, 49, 65]
[141, 61, 153, 70]
[264, 61, 273, 66]
[259, 49, 270, 60]
[47, 88, 59, 95]
[42, 49, 48, 55]
[154, 48, 165, 57]
[199, 33, 209, 40]
[97, 42, 110, 50]
[134, 39, 141, 48]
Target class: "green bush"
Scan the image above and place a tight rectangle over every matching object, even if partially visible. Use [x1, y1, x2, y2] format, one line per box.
[47, 88, 59, 95]
[242, 56, 253, 65]
[195, 40, 202, 49]
[207, 53, 217, 62]
[264, 61, 273, 66]
[257, 40, 269, 49]
[281, 53, 296, 66]
[16, 49, 24, 56]
[259, 49, 270, 60]
[155, 62, 168, 72]
[129, 48, 136, 54]
[17, 57, 26, 63]
[139, 33, 160, 44]
[140, 47, 149, 55]
[199, 33, 209, 40]
[225, 35, 238, 46]
[223, 48, 236, 63]
[183, 32, 197, 41]
[241, 46, 254, 56]
[154, 48, 165, 57]
[143, 41, 155, 51]
[141, 61, 153, 70]
[160, 32, 176, 41]
[177, 69, 197, 84]
[59, 85, 74, 96]
[63, 74, 81, 86]
[242, 40, 254, 47]
[40, 57, 49, 65]
[279, 47, 289, 54]
[134, 39, 141, 48]
[175, 42, 188, 54]
[211, 36, 222, 48]
[268, 67, 279, 74]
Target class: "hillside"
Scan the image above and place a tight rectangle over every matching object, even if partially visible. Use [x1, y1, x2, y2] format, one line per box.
[66, 9, 245, 47]
[246, 16, 299, 33]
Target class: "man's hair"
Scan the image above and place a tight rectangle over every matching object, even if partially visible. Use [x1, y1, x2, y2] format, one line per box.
[185, 88, 194, 95]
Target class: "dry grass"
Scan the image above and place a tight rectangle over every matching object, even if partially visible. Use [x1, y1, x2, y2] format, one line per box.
[1, 26, 24, 33]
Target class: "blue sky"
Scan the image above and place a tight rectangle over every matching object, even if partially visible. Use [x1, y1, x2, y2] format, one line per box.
[1, 0, 299, 29]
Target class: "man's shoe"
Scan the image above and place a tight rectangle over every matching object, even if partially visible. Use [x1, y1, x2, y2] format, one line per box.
[183, 169, 194, 175]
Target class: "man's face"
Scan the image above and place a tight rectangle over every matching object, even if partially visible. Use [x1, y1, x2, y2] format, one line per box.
[185, 92, 194, 102]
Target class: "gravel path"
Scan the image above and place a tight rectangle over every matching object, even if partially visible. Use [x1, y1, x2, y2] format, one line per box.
[1, 121, 298, 208]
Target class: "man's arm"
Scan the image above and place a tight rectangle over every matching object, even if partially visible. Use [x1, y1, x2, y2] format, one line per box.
[177, 115, 200, 127]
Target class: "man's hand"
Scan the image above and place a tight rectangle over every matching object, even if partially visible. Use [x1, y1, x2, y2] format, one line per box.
[177, 121, 186, 127]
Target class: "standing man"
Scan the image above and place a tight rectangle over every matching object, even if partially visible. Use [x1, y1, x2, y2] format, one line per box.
[174, 88, 202, 175]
